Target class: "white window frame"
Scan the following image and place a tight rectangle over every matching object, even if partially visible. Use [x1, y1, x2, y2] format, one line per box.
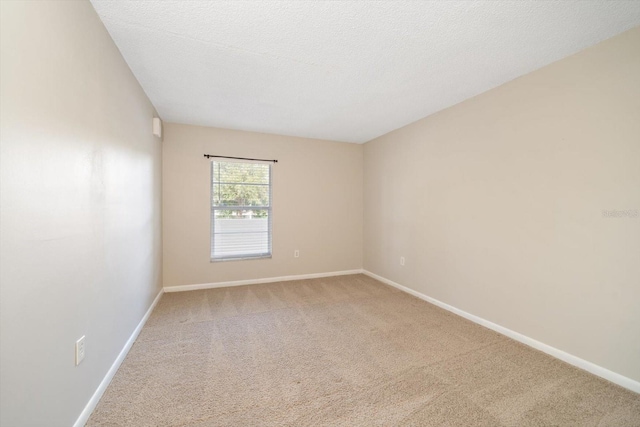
[210, 160, 272, 262]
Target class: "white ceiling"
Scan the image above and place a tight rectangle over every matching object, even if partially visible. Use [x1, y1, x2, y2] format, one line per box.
[90, 1, 640, 143]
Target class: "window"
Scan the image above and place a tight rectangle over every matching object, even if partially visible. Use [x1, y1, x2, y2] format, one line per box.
[210, 160, 272, 261]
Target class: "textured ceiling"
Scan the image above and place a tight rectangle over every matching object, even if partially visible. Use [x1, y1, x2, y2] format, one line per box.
[90, 1, 640, 143]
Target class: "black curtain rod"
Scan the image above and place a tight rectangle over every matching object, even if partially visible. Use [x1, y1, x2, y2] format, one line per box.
[204, 154, 278, 163]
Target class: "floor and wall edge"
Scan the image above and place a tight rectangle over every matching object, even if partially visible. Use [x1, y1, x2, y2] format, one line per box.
[362, 270, 640, 394]
[76, 269, 363, 425]
[73, 289, 165, 427]
[163, 269, 365, 293]
[74, 267, 638, 427]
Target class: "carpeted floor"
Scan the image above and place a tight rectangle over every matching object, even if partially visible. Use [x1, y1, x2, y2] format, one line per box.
[87, 274, 640, 426]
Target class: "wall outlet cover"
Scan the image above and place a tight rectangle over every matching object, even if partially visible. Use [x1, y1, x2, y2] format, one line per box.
[75, 336, 86, 366]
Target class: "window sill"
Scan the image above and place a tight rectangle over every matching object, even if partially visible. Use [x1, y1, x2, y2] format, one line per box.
[210, 255, 272, 263]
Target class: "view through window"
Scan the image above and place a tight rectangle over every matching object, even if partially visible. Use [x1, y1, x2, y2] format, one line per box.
[210, 160, 272, 261]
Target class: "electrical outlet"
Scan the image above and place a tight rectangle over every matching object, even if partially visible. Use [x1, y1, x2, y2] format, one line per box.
[75, 336, 85, 366]
[400, 256, 405, 266]
[294, 249, 300, 258]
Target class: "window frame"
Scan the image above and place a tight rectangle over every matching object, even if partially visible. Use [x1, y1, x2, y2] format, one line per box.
[209, 160, 273, 262]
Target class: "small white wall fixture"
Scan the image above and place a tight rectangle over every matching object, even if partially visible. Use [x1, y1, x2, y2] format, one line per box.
[152, 117, 162, 138]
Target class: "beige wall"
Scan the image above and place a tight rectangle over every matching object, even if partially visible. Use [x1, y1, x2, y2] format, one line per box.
[0, 1, 162, 426]
[162, 123, 363, 287]
[364, 28, 640, 382]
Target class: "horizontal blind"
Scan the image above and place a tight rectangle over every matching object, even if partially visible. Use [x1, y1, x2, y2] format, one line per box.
[211, 161, 272, 260]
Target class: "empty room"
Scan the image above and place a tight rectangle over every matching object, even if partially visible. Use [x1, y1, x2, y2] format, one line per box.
[1, 1, 640, 426]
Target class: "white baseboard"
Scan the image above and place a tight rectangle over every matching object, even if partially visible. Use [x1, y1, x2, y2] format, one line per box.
[363, 270, 640, 394]
[73, 288, 164, 427]
[163, 269, 364, 293]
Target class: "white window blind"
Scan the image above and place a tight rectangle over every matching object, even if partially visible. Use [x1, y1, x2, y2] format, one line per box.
[210, 160, 272, 261]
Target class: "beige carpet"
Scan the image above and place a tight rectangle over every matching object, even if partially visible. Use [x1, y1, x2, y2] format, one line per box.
[87, 274, 640, 426]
